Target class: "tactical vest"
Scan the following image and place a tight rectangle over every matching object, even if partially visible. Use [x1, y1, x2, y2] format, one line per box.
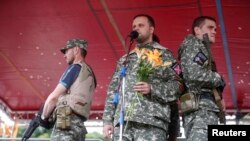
[57, 62, 96, 119]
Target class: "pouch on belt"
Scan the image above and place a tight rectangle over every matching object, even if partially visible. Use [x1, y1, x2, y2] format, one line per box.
[180, 92, 200, 113]
[56, 105, 72, 130]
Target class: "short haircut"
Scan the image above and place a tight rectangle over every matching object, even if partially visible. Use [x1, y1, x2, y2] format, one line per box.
[192, 16, 216, 35]
[133, 14, 155, 28]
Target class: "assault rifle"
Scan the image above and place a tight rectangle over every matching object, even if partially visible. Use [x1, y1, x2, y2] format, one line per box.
[203, 33, 226, 124]
[21, 104, 55, 141]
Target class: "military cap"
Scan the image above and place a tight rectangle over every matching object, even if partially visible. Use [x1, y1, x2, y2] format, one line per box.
[60, 38, 88, 54]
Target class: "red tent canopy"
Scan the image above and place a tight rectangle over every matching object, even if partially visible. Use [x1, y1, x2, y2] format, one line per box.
[0, 0, 250, 120]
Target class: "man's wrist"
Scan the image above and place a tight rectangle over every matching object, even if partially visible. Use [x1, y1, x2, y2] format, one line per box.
[41, 115, 45, 120]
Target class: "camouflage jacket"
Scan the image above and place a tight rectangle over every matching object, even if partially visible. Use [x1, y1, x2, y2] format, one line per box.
[178, 34, 222, 111]
[103, 42, 183, 131]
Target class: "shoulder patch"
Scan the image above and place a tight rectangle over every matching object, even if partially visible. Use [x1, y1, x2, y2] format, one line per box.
[171, 62, 182, 75]
[193, 51, 207, 66]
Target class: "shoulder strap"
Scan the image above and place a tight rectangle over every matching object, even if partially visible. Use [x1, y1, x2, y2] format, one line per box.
[78, 63, 97, 88]
[203, 33, 213, 70]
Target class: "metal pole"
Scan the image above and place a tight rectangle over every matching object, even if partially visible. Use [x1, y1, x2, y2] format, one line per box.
[117, 39, 134, 141]
[215, 0, 238, 114]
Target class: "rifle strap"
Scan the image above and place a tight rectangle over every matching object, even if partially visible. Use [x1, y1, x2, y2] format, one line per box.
[204, 34, 225, 122]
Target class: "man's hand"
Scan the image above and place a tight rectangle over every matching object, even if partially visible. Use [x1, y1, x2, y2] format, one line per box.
[103, 124, 114, 139]
[39, 115, 55, 129]
[221, 99, 226, 112]
[217, 77, 226, 93]
[167, 135, 177, 141]
[133, 82, 151, 95]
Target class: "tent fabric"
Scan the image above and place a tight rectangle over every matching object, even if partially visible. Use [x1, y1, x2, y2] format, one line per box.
[0, 0, 250, 119]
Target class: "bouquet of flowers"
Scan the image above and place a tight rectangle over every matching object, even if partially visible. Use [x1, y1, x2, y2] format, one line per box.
[136, 47, 172, 81]
[125, 47, 172, 129]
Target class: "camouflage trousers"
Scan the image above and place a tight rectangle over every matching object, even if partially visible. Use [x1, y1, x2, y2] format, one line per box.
[113, 121, 166, 141]
[50, 115, 87, 141]
[183, 109, 218, 141]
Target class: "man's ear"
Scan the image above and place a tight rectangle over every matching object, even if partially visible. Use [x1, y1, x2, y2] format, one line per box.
[194, 27, 200, 36]
[73, 46, 79, 54]
[150, 26, 154, 34]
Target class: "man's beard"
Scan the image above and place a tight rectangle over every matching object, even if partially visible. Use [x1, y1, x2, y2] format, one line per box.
[136, 38, 143, 43]
[136, 35, 150, 45]
[136, 36, 145, 44]
[68, 58, 74, 65]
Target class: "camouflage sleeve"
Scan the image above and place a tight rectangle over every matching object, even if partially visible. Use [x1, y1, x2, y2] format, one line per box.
[102, 59, 122, 125]
[150, 50, 183, 103]
[180, 44, 221, 88]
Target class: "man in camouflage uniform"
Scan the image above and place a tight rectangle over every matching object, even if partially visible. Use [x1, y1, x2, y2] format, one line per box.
[178, 16, 226, 141]
[103, 14, 183, 141]
[41, 39, 96, 141]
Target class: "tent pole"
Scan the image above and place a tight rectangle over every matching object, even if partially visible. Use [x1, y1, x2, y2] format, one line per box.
[215, 0, 239, 123]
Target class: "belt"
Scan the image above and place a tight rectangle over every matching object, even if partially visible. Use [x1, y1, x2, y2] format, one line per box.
[201, 88, 212, 93]
[200, 92, 215, 101]
[71, 112, 87, 121]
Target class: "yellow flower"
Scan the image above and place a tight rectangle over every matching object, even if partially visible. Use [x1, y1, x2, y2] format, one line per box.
[135, 48, 147, 58]
[145, 49, 164, 67]
[135, 47, 172, 82]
